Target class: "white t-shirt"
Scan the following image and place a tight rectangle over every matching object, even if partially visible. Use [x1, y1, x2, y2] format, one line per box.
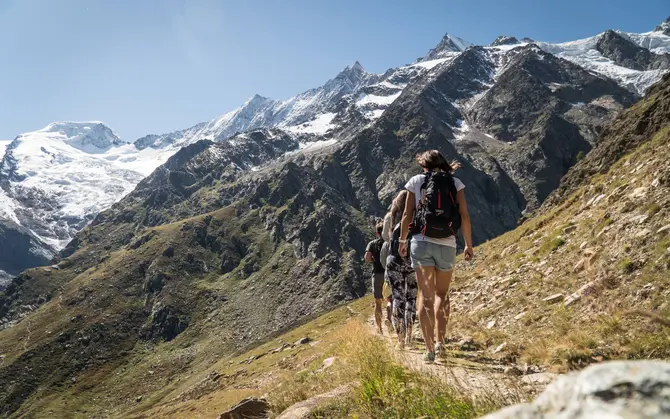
[405, 173, 465, 248]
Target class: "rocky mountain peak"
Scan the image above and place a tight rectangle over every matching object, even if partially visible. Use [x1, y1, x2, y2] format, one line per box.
[490, 36, 520, 47]
[332, 61, 372, 85]
[655, 16, 670, 35]
[423, 32, 473, 61]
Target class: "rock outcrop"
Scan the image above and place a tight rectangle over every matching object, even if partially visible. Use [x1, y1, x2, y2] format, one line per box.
[482, 361, 670, 419]
[597, 30, 670, 72]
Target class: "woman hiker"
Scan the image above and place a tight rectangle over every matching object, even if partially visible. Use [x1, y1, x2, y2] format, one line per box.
[398, 150, 474, 363]
[384, 190, 418, 349]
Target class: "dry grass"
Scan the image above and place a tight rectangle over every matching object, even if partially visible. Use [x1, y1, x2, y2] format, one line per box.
[268, 318, 514, 418]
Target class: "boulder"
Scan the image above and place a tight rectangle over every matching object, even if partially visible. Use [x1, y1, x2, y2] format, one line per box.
[294, 337, 310, 345]
[219, 397, 269, 419]
[481, 360, 670, 418]
[542, 293, 564, 304]
[276, 384, 353, 419]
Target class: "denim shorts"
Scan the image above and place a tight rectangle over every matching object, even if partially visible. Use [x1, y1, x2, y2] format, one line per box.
[410, 240, 456, 271]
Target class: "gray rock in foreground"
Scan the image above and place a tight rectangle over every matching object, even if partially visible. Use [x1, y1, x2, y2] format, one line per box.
[481, 361, 670, 419]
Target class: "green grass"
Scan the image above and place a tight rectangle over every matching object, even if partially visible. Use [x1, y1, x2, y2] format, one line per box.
[616, 257, 634, 273]
[539, 236, 566, 255]
[646, 202, 662, 216]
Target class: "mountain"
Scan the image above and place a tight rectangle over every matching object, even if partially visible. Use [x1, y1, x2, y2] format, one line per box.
[537, 21, 670, 94]
[1, 18, 669, 280]
[134, 62, 380, 151]
[422, 32, 473, 60]
[0, 122, 145, 261]
[490, 36, 520, 47]
[656, 16, 670, 36]
[1, 18, 669, 285]
[596, 30, 670, 71]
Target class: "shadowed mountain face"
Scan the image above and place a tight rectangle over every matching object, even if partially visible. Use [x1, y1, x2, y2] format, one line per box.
[596, 30, 670, 72]
[0, 38, 650, 416]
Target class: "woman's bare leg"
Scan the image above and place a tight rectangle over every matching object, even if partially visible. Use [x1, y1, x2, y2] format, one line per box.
[416, 266, 437, 352]
[434, 269, 452, 345]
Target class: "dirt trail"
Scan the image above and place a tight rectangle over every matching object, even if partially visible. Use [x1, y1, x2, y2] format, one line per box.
[363, 311, 556, 402]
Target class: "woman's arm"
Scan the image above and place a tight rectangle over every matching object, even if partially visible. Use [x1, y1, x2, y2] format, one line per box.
[456, 189, 473, 260]
[399, 192, 415, 257]
[382, 213, 391, 242]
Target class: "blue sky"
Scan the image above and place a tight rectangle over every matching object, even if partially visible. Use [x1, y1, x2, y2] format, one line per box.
[0, 0, 667, 142]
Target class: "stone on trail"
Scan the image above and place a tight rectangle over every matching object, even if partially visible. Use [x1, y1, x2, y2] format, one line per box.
[294, 337, 310, 345]
[319, 356, 337, 372]
[276, 383, 354, 419]
[562, 225, 577, 234]
[493, 343, 506, 354]
[487, 319, 497, 329]
[481, 360, 670, 419]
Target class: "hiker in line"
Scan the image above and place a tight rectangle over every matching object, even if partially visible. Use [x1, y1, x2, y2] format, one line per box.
[365, 222, 386, 334]
[384, 190, 418, 349]
[399, 150, 473, 363]
[381, 207, 394, 332]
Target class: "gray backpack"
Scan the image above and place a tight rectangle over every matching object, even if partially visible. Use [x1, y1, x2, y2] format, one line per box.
[380, 240, 390, 269]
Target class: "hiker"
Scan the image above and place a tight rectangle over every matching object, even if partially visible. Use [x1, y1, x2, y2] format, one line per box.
[365, 222, 386, 334]
[398, 150, 473, 363]
[384, 190, 418, 349]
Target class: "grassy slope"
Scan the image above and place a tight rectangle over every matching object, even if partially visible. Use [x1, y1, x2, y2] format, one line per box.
[0, 198, 365, 417]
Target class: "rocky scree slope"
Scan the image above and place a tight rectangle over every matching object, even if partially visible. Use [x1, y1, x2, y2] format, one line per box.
[446, 73, 670, 374]
[0, 43, 648, 417]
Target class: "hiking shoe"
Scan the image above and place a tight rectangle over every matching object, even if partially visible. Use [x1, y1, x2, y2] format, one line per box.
[435, 342, 444, 357]
[423, 351, 435, 363]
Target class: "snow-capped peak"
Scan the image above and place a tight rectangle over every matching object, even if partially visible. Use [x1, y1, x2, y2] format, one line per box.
[330, 61, 374, 88]
[350, 61, 365, 72]
[32, 121, 126, 153]
[244, 94, 275, 108]
[423, 32, 473, 60]
[490, 36, 520, 47]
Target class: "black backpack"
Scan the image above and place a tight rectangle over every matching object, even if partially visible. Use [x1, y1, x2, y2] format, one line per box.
[370, 238, 385, 273]
[411, 171, 461, 238]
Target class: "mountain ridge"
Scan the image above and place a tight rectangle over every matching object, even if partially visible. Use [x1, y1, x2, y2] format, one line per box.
[0, 17, 669, 278]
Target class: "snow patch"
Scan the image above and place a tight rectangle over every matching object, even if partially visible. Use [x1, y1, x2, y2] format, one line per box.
[286, 112, 337, 134]
[411, 57, 451, 70]
[298, 139, 338, 152]
[370, 109, 385, 119]
[356, 92, 402, 107]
